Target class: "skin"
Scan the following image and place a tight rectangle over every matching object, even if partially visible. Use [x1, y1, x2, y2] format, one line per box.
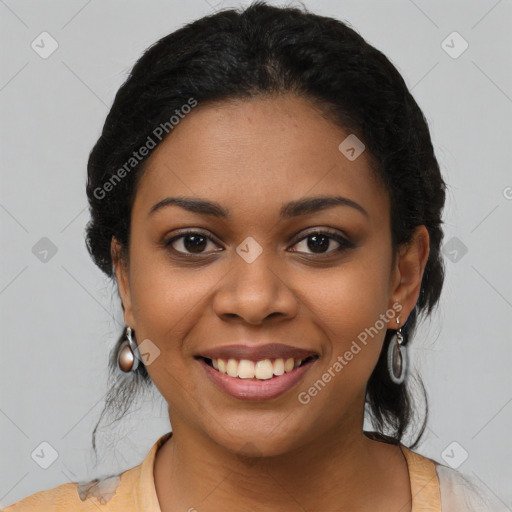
[112, 93, 429, 511]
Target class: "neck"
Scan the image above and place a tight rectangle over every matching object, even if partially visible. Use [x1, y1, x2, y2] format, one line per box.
[153, 403, 407, 510]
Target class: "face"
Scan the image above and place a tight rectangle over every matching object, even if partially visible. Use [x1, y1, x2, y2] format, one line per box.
[113, 93, 428, 457]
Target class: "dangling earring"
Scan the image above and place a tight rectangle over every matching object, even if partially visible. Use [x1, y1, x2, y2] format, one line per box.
[387, 316, 408, 384]
[117, 326, 140, 373]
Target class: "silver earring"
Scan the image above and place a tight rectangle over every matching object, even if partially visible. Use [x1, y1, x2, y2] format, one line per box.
[387, 317, 408, 384]
[117, 326, 140, 373]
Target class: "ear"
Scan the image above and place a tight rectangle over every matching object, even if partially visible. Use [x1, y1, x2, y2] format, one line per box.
[387, 225, 430, 328]
[111, 237, 136, 329]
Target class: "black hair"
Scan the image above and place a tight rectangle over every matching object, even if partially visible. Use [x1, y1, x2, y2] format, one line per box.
[86, 0, 445, 455]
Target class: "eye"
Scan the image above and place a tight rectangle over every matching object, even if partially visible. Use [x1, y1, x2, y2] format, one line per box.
[289, 230, 353, 255]
[164, 230, 221, 256]
[163, 228, 354, 257]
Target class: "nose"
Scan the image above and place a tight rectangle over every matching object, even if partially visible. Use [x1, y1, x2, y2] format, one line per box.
[212, 249, 299, 325]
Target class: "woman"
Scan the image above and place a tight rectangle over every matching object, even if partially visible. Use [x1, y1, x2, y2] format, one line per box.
[5, 2, 507, 511]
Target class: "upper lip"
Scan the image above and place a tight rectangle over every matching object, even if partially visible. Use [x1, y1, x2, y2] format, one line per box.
[197, 343, 319, 361]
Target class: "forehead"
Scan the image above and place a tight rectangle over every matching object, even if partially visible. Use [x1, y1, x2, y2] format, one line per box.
[133, 94, 388, 225]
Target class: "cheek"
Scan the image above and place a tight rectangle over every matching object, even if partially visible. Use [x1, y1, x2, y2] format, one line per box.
[130, 262, 205, 341]
[302, 247, 393, 374]
[127, 250, 206, 401]
[126, 241, 198, 345]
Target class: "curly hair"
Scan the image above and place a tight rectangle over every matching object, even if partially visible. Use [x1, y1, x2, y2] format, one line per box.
[85, 0, 446, 455]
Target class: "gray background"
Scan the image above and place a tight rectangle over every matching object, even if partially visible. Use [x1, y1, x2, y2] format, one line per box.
[1, 0, 511, 508]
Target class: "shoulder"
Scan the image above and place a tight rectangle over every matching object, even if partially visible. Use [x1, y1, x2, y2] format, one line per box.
[3, 432, 172, 512]
[2, 467, 139, 511]
[434, 463, 509, 512]
[399, 445, 508, 511]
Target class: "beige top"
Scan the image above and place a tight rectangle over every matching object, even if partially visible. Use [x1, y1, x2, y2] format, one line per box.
[3, 432, 506, 511]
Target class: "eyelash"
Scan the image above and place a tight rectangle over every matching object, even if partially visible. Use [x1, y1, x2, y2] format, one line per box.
[163, 229, 354, 257]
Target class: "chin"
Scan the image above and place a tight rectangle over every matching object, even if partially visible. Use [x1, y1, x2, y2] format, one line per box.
[206, 420, 306, 460]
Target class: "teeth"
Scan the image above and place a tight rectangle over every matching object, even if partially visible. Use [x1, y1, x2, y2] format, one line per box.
[238, 359, 255, 379]
[208, 356, 311, 380]
[273, 358, 285, 376]
[285, 358, 296, 372]
[254, 360, 273, 380]
[226, 358, 238, 378]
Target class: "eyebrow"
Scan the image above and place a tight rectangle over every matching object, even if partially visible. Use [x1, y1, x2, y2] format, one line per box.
[148, 195, 368, 219]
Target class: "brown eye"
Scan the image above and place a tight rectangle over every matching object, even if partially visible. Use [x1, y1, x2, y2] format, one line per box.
[290, 230, 353, 255]
[165, 231, 220, 255]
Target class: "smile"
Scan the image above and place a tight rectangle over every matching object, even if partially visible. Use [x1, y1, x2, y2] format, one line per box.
[196, 355, 319, 401]
[201, 356, 318, 379]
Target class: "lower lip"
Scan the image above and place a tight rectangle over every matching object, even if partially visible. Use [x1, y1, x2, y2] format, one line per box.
[197, 358, 317, 401]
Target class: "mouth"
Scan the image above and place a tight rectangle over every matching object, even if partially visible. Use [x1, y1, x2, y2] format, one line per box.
[197, 354, 319, 379]
[195, 354, 320, 401]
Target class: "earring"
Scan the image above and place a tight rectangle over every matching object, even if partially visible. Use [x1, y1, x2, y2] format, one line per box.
[117, 326, 140, 373]
[387, 317, 408, 385]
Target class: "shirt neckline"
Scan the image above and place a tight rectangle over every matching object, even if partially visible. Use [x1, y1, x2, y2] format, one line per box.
[400, 444, 441, 511]
[137, 431, 172, 511]
[139, 433, 441, 512]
